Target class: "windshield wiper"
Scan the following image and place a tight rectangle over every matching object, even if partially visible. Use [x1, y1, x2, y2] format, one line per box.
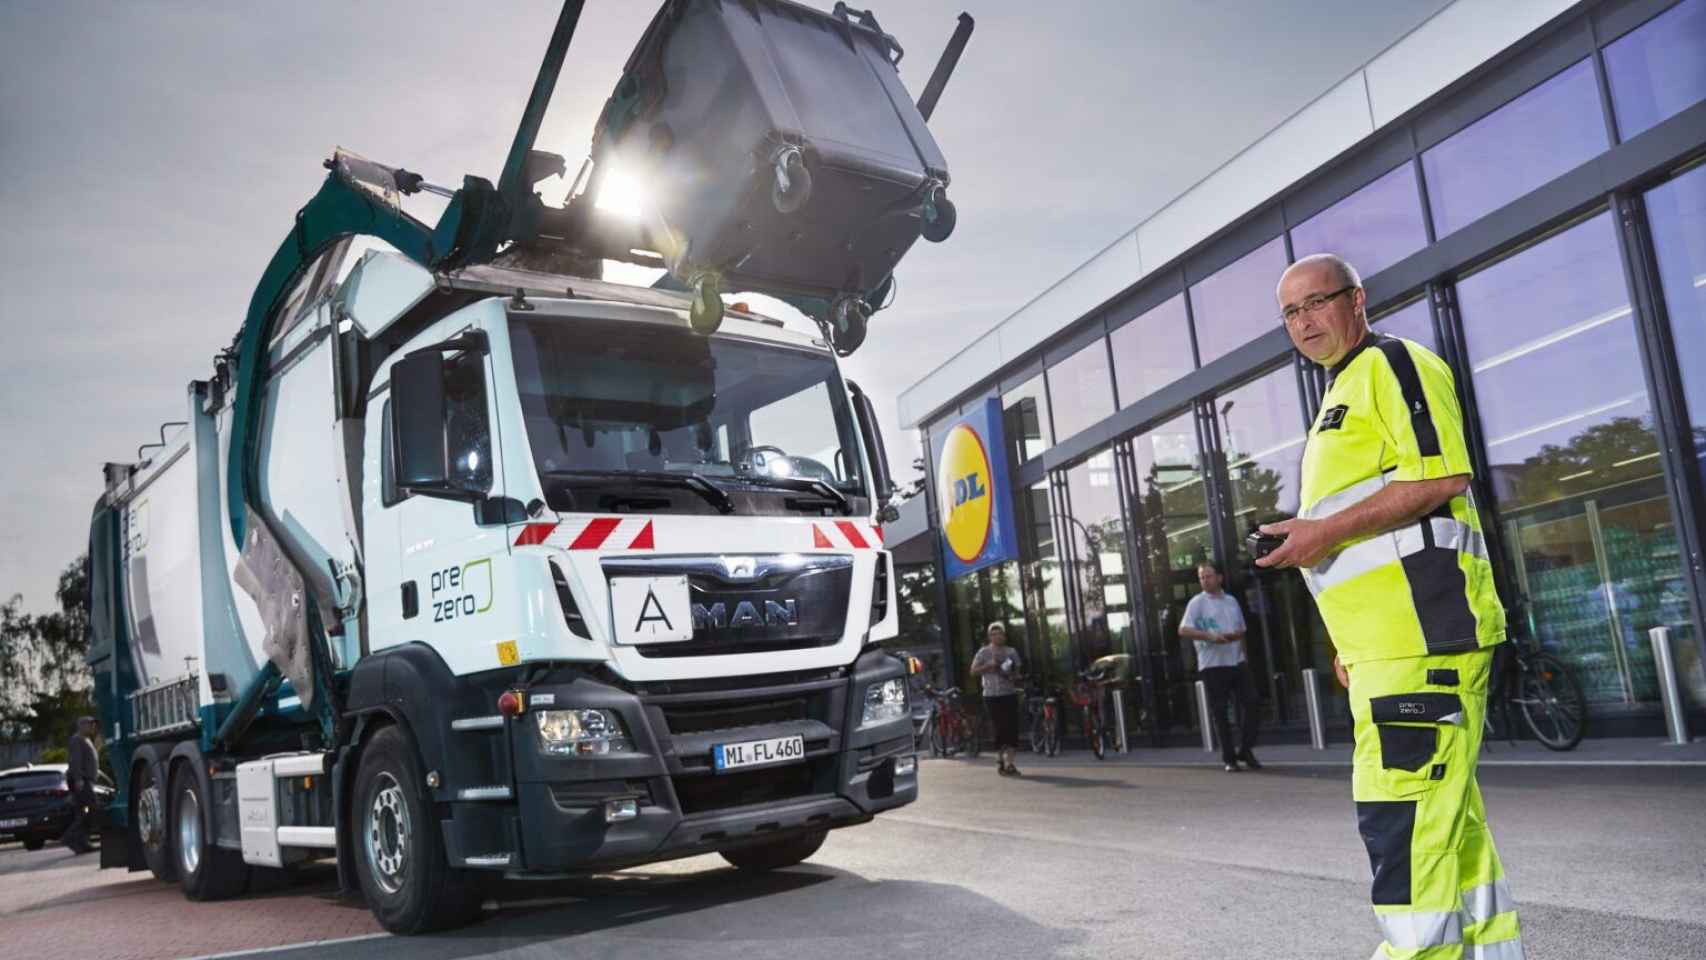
[543, 469, 735, 515]
[739, 475, 853, 514]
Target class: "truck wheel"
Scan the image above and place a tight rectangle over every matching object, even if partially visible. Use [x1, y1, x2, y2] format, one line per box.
[719, 830, 826, 872]
[172, 763, 250, 900]
[354, 726, 483, 934]
[135, 760, 176, 881]
[23, 836, 45, 851]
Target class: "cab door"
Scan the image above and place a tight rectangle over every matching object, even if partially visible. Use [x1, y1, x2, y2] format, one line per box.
[379, 329, 513, 674]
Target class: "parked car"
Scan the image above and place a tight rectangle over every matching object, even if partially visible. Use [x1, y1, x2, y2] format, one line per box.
[0, 764, 113, 851]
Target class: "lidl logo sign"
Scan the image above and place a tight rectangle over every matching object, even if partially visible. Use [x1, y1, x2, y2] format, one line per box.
[932, 399, 1018, 579]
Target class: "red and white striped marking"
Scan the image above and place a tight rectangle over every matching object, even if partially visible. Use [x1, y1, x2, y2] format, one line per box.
[512, 517, 655, 551]
[811, 520, 883, 550]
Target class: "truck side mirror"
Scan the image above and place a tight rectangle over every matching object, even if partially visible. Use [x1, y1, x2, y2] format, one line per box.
[847, 379, 894, 508]
[391, 332, 491, 501]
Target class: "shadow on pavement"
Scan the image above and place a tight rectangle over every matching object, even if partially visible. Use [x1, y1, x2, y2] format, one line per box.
[1009, 774, 1135, 790]
[267, 862, 1085, 960]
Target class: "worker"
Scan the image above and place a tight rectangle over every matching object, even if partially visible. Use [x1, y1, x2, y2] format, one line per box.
[61, 716, 101, 855]
[1257, 253, 1523, 959]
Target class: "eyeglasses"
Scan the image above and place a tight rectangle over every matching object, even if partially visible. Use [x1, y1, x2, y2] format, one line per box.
[1279, 285, 1356, 324]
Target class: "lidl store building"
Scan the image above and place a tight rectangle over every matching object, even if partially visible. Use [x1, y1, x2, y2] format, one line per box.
[885, 0, 1706, 741]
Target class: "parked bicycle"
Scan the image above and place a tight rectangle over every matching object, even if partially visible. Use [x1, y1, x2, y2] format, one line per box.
[1487, 635, 1587, 751]
[1069, 667, 1113, 761]
[1025, 680, 1060, 756]
[922, 685, 983, 758]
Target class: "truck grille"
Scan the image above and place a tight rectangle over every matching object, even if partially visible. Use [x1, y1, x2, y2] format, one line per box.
[603, 554, 852, 656]
[660, 697, 808, 735]
[671, 761, 819, 816]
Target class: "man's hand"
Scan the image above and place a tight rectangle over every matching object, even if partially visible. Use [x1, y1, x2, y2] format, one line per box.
[1255, 517, 1337, 569]
[1333, 655, 1349, 689]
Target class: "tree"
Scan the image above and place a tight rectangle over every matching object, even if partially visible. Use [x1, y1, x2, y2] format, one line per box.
[0, 554, 95, 748]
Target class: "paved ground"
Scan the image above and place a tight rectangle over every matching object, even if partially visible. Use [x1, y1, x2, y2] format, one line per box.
[3, 741, 1702, 959]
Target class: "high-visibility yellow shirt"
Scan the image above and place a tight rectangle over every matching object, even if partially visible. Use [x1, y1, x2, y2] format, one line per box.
[1298, 333, 1506, 664]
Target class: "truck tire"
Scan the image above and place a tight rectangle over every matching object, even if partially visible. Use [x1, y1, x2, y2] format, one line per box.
[353, 726, 484, 934]
[171, 763, 250, 900]
[135, 759, 176, 881]
[718, 830, 826, 872]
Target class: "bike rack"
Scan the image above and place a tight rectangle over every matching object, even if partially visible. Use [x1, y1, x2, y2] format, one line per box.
[1649, 627, 1692, 746]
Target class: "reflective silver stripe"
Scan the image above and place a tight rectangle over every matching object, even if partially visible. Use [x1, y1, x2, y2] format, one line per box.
[1377, 910, 1463, 949]
[1302, 474, 1389, 521]
[1431, 518, 1490, 561]
[451, 716, 505, 731]
[1308, 532, 1406, 593]
[1469, 936, 1526, 960]
[1307, 519, 1489, 595]
[1462, 878, 1517, 925]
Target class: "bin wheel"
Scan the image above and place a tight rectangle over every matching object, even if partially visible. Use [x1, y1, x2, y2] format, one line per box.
[828, 295, 870, 356]
[689, 275, 725, 335]
[771, 148, 812, 215]
[922, 188, 956, 243]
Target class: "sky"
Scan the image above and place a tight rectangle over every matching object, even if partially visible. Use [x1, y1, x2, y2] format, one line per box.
[0, 0, 1454, 612]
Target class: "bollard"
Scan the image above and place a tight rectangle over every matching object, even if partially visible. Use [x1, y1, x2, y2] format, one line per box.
[1649, 627, 1692, 745]
[1110, 688, 1130, 754]
[1195, 680, 1215, 752]
[1302, 667, 1328, 750]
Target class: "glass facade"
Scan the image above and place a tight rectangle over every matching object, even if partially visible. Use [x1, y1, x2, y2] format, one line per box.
[1422, 59, 1607, 237]
[1457, 212, 1676, 704]
[1025, 480, 1072, 684]
[1062, 451, 1132, 666]
[1604, 0, 1706, 140]
[1123, 411, 1212, 733]
[1213, 367, 1328, 715]
[1372, 298, 1438, 352]
[915, 1, 1706, 739]
[1290, 163, 1429, 279]
[1109, 294, 1195, 407]
[1189, 237, 1289, 366]
[1642, 162, 1706, 705]
[1002, 372, 1051, 464]
[1046, 337, 1115, 444]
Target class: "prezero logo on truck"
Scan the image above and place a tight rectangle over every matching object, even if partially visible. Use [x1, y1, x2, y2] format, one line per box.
[431, 557, 493, 622]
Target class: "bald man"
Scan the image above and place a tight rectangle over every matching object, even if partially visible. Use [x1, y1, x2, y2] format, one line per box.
[1260, 254, 1523, 960]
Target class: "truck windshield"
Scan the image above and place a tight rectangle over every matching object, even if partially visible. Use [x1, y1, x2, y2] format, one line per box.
[509, 315, 869, 516]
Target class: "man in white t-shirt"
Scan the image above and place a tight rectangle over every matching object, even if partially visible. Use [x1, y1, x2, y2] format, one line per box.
[1179, 562, 1262, 772]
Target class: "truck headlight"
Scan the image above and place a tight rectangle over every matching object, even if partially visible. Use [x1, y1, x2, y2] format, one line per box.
[535, 709, 632, 756]
[860, 678, 908, 728]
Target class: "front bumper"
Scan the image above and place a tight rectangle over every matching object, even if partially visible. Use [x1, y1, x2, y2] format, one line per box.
[440, 649, 917, 874]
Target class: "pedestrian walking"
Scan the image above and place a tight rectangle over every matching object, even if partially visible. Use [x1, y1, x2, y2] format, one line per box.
[970, 622, 1023, 776]
[1178, 561, 1261, 772]
[60, 715, 100, 855]
[1259, 253, 1523, 959]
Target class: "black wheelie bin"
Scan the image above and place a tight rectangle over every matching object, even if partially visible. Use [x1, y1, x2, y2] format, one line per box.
[592, 0, 965, 352]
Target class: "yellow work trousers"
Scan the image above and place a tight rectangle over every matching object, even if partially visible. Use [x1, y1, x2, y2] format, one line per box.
[1348, 649, 1524, 959]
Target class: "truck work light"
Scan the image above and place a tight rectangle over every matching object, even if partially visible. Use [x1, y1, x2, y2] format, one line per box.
[534, 708, 632, 756]
[860, 678, 908, 728]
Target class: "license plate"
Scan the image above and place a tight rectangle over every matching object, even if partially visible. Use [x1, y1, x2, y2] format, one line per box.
[713, 735, 805, 773]
[0, 817, 27, 829]
[610, 576, 693, 644]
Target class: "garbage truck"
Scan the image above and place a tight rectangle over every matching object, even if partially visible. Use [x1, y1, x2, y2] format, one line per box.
[84, 0, 971, 933]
